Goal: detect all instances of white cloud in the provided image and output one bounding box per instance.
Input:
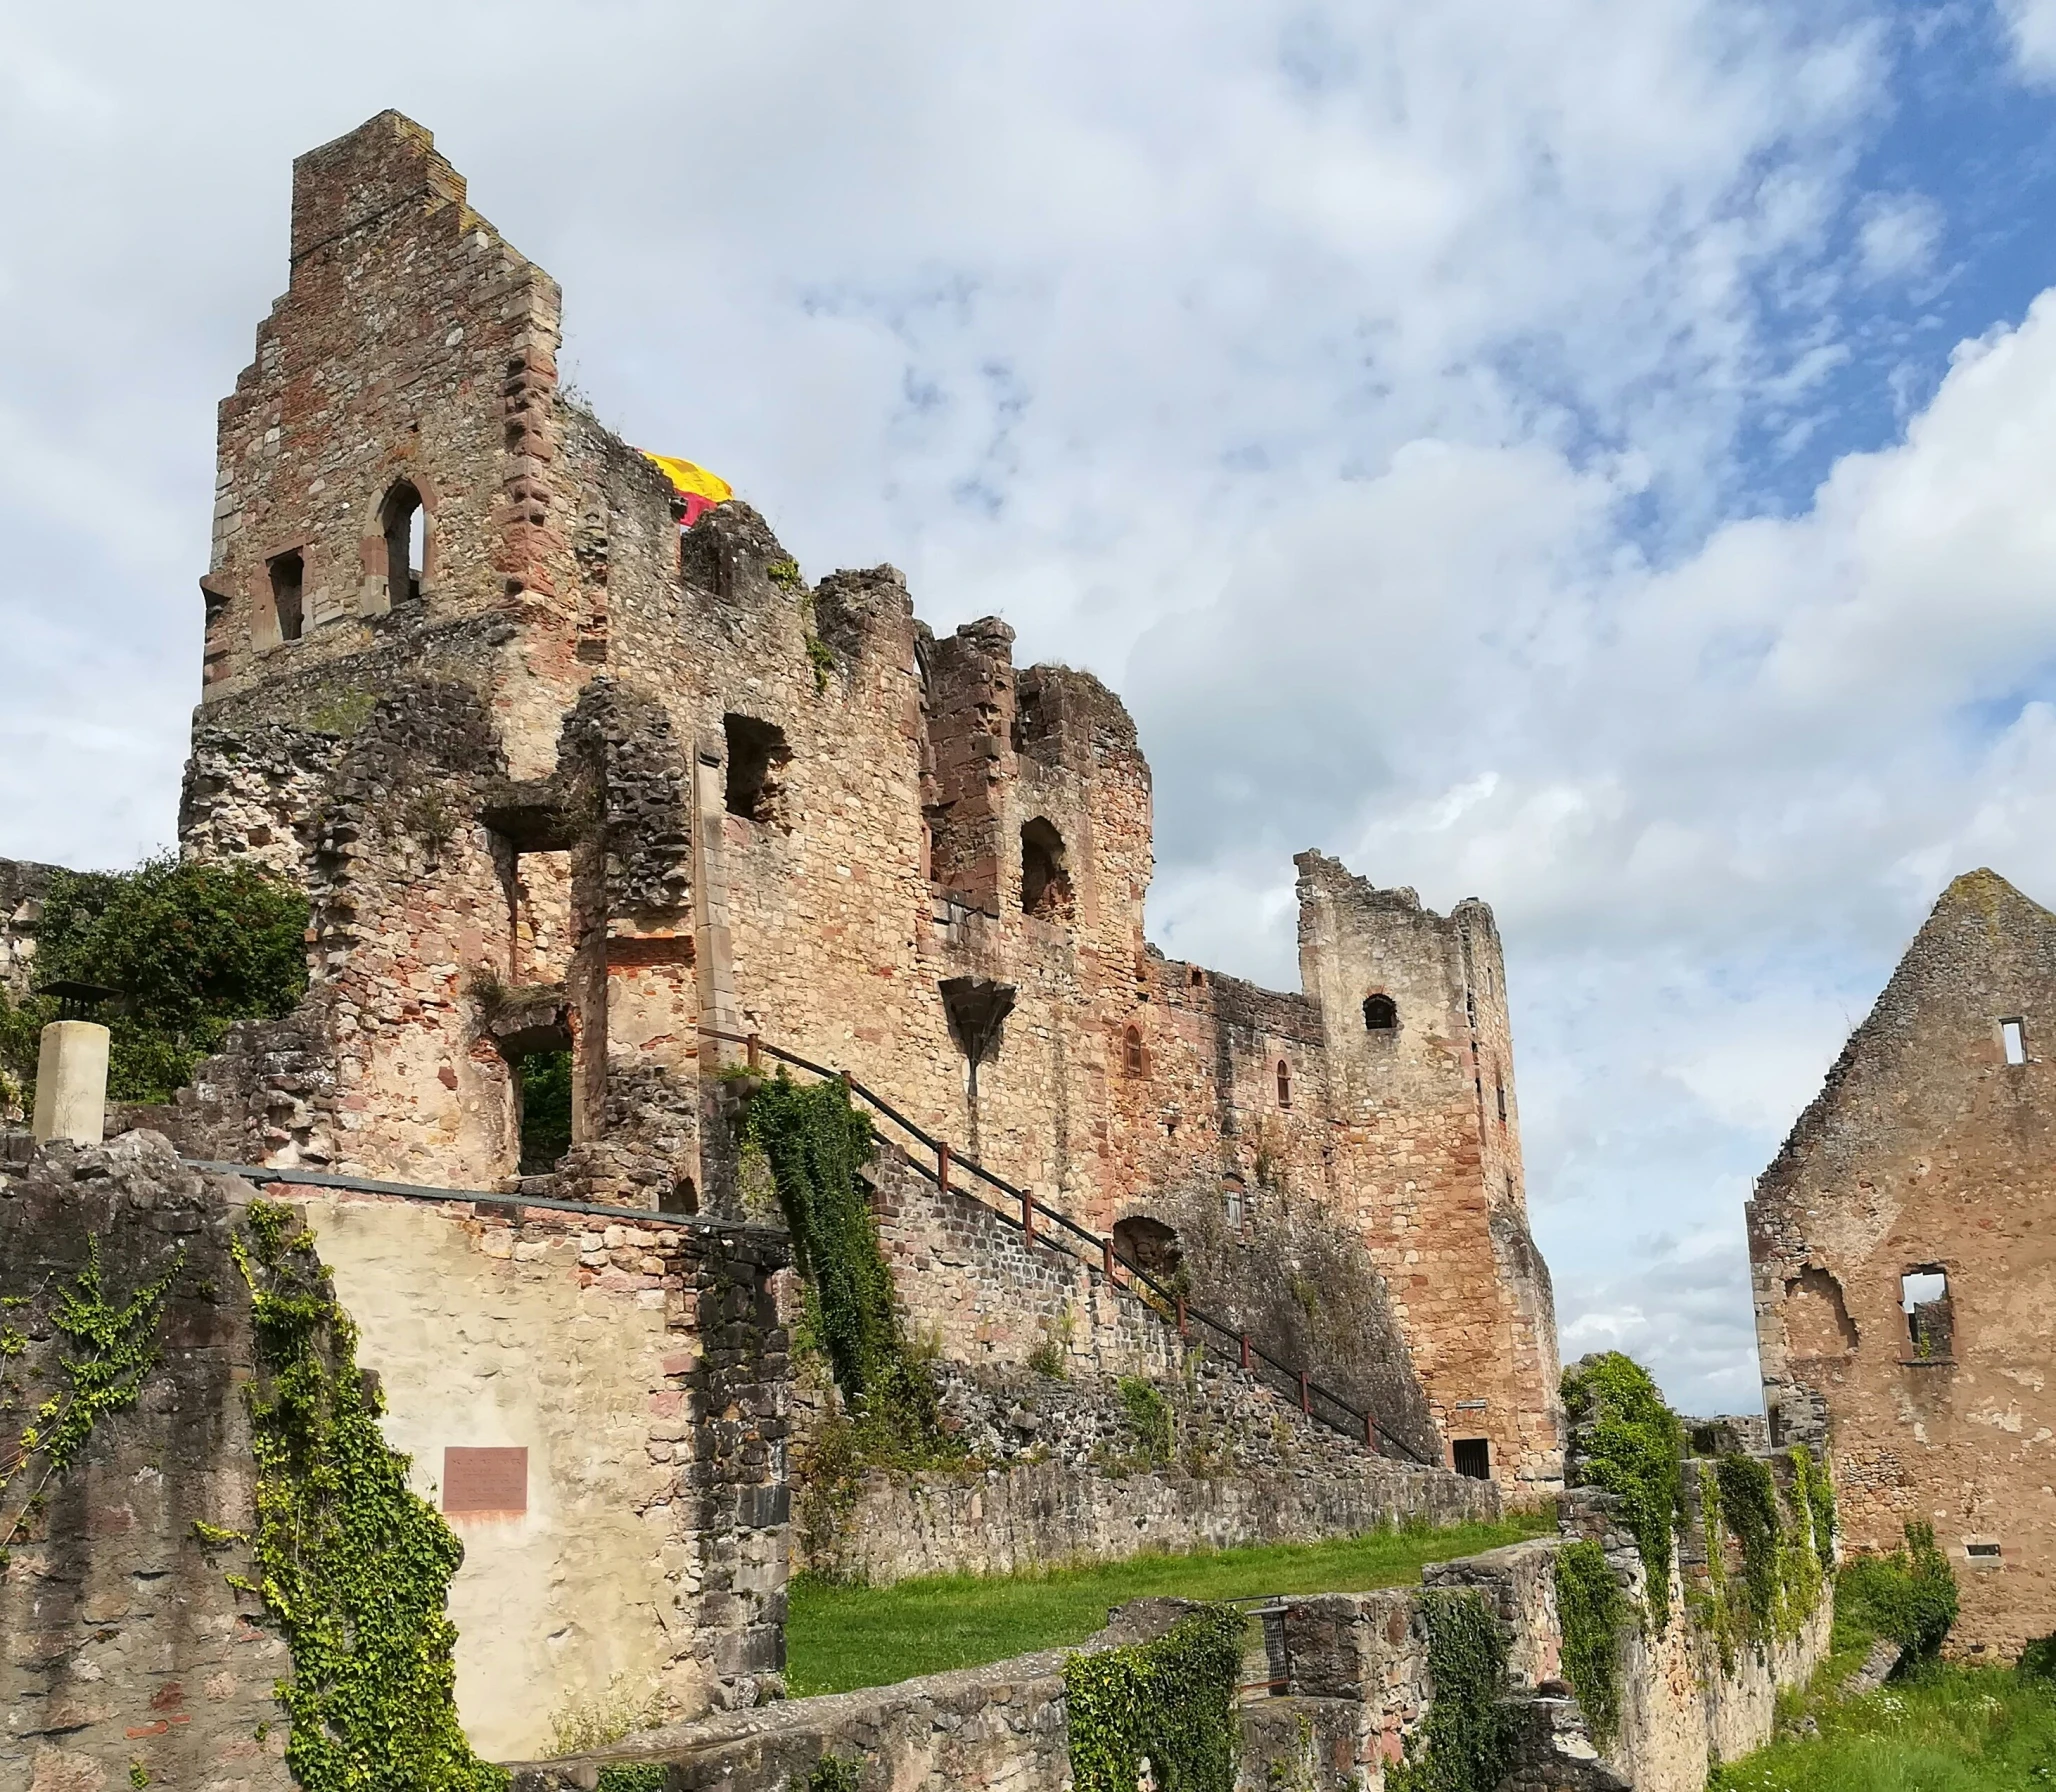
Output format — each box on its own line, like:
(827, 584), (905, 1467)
(1854, 191), (1943, 283)
(1999, 0), (2056, 80)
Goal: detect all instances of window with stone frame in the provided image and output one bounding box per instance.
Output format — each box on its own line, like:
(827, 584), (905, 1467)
(269, 549), (305, 643)
(381, 480), (427, 604)
(724, 714), (791, 825)
(1122, 1024), (1146, 1077)
(1020, 817), (1073, 919)
(1276, 1059), (1291, 1108)
(1363, 992), (1398, 1032)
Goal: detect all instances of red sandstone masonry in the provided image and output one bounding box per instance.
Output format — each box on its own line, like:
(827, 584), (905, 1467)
(168, 110), (1559, 1490)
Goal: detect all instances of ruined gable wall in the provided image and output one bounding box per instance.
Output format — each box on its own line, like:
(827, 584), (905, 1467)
(1748, 868), (2056, 1657)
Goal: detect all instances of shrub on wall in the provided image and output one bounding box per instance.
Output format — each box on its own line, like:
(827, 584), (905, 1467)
(1559, 1353), (1685, 1628)
(744, 1071), (937, 1443)
(1387, 1588), (1517, 1792)
(1837, 1521), (1960, 1665)
(1065, 1604), (1245, 1792)
(1, 856), (309, 1104)
(1554, 1539), (1628, 1744)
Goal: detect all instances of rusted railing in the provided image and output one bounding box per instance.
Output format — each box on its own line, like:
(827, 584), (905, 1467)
(703, 1025), (1433, 1467)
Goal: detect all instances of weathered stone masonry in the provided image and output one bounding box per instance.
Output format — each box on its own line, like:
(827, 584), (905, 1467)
(1748, 867), (2056, 1658)
(162, 109), (1561, 1491)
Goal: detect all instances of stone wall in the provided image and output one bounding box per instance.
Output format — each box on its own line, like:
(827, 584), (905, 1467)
(811, 1453), (1498, 1586)
(0, 1130), (793, 1779)
(0, 857), (59, 1002)
(264, 1180), (791, 1758)
(0, 1132), (294, 1792)
(1748, 867), (2056, 1658)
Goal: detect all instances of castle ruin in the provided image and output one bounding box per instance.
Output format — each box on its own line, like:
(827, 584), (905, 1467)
(1748, 868), (2056, 1658)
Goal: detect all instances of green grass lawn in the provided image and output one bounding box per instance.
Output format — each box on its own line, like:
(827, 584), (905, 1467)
(783, 1511), (1553, 1696)
(1709, 1666), (2056, 1791)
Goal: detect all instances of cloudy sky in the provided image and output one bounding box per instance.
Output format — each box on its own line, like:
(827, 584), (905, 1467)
(8, 0), (2056, 1413)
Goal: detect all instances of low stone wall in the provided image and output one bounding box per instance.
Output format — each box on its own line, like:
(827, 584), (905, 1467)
(815, 1450), (1498, 1585)
(506, 1600), (1195, 1792)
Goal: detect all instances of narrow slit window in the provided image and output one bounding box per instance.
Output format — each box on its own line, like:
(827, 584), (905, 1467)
(1123, 1024), (1145, 1077)
(269, 549), (305, 643)
(1223, 1179), (1245, 1228)
(2002, 1018), (2027, 1066)
(1276, 1059), (1291, 1108)
(1495, 1075), (1507, 1123)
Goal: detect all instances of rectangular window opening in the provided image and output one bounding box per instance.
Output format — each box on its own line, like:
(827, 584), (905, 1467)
(1452, 1437), (1491, 1480)
(2002, 1018), (2027, 1066)
(269, 549), (305, 643)
(1966, 1541), (2002, 1560)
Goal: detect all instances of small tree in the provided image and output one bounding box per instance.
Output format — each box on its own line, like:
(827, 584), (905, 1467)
(2, 856), (309, 1104)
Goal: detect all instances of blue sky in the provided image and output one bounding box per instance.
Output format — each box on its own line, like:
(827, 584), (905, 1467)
(7, 0), (2056, 1413)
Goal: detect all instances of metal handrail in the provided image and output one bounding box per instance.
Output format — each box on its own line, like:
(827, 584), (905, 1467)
(704, 1025), (1435, 1467)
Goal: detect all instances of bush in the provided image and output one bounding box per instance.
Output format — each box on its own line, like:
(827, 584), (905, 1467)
(1560, 1353), (1685, 1628)
(2018, 1632), (2056, 1683)
(2, 856), (308, 1104)
(1065, 1605), (1245, 1792)
(1837, 1521), (1959, 1664)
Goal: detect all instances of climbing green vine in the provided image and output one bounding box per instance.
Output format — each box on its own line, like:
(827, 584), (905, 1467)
(1065, 1604), (1245, 1792)
(0, 1239), (185, 1566)
(1554, 1539), (1628, 1745)
(745, 1072), (937, 1444)
(1387, 1589), (1516, 1792)
(229, 1200), (507, 1791)
(1560, 1354), (1685, 1628)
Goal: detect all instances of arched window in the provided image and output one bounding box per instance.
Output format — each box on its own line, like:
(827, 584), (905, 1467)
(1123, 1024), (1145, 1077)
(1363, 993), (1398, 1032)
(381, 481), (427, 604)
(1276, 1059), (1292, 1108)
(269, 549), (305, 643)
(1020, 817), (1073, 918)
(1112, 1215), (1182, 1279)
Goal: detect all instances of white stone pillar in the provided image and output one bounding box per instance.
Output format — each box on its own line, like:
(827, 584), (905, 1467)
(31, 1020), (110, 1147)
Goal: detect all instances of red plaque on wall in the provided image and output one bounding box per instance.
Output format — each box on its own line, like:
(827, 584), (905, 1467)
(443, 1446), (528, 1516)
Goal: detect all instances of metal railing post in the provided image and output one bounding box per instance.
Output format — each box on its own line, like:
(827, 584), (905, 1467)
(1240, 1331), (1251, 1371)
(746, 1031), (761, 1071)
(1021, 1190), (1035, 1242)
(1176, 1295), (1189, 1341)
(1299, 1370), (1311, 1416)
(937, 1140), (951, 1194)
(1103, 1237), (1117, 1281)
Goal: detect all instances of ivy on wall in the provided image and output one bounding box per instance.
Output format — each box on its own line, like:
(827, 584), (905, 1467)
(1387, 1589), (1516, 1792)
(745, 1073), (937, 1442)
(1065, 1604), (1245, 1792)
(0, 1238), (185, 1566)
(1560, 1354), (1685, 1629)
(1553, 1539), (1627, 1745)
(228, 1201), (507, 1792)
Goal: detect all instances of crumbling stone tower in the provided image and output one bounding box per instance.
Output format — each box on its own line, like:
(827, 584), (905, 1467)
(170, 112), (1560, 1487)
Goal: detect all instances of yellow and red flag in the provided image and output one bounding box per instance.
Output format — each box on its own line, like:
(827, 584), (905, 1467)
(642, 452), (733, 528)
